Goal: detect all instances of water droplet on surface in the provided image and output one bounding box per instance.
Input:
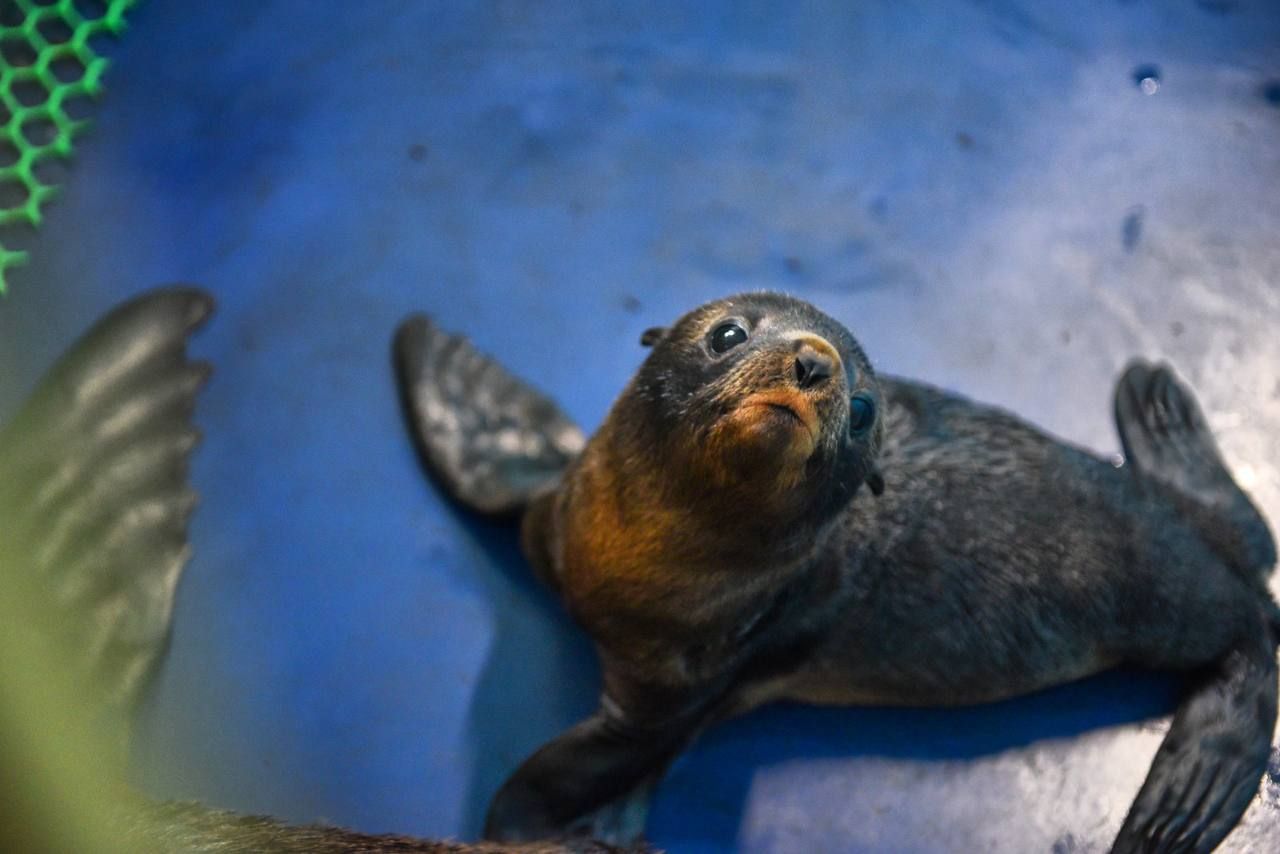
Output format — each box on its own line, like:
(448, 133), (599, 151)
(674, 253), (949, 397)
(1132, 64), (1161, 95)
(1110, 453), (1125, 468)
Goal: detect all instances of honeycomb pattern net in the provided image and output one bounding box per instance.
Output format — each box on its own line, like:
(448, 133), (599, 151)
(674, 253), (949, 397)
(1, 0), (137, 293)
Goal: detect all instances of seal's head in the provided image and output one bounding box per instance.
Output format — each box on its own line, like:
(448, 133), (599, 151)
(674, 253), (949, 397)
(624, 292), (883, 520)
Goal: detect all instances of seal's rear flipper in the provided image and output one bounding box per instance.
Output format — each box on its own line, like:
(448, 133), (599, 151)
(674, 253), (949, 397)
(1113, 360), (1276, 577)
(1110, 619), (1278, 854)
(0, 286), (213, 716)
(393, 314), (585, 517)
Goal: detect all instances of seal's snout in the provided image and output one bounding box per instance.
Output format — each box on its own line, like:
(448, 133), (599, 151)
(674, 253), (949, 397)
(791, 336), (841, 390)
(794, 345), (834, 389)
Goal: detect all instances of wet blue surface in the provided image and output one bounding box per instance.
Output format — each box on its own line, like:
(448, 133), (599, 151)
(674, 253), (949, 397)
(1, 1), (1279, 851)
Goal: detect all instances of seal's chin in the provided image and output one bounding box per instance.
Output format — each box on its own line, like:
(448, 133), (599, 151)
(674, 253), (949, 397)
(743, 390), (817, 434)
(728, 390), (819, 461)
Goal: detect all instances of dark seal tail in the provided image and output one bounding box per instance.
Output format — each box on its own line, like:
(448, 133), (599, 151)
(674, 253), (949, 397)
(0, 286), (213, 716)
(1113, 360), (1277, 579)
(1110, 615), (1278, 854)
(393, 314), (585, 516)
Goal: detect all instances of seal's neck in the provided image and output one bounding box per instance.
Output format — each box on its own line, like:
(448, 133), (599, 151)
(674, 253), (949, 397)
(594, 414), (853, 571)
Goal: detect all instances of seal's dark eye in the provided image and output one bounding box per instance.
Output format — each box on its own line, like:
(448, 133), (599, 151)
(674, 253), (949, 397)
(710, 321), (748, 353)
(850, 395), (875, 434)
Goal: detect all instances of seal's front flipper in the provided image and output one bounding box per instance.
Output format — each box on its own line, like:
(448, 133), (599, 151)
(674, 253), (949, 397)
(393, 315), (585, 517)
(484, 700), (706, 844)
(1110, 619), (1278, 854)
(0, 286), (213, 716)
(570, 773), (661, 845)
(1113, 360), (1276, 577)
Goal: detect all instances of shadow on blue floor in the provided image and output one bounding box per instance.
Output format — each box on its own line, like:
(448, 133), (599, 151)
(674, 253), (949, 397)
(440, 507), (600, 836)
(652, 670), (1182, 851)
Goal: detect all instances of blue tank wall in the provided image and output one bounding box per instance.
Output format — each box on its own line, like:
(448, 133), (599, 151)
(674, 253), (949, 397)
(1, 2), (1277, 851)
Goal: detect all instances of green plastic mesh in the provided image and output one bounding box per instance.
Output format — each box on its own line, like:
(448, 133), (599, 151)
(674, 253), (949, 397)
(1, 0), (137, 294)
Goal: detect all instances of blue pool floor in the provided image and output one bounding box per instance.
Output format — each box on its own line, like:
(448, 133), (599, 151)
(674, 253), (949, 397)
(1, 2), (1278, 851)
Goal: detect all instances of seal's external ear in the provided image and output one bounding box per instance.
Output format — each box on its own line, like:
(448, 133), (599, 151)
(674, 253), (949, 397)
(639, 327), (667, 348)
(866, 467), (885, 497)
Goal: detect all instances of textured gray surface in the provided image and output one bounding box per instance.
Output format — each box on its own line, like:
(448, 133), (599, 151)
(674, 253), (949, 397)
(0, 1), (1278, 851)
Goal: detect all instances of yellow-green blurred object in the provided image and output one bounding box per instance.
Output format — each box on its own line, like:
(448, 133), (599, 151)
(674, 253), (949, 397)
(0, 553), (134, 854)
(0, 0), (138, 294)
(0, 286), (212, 852)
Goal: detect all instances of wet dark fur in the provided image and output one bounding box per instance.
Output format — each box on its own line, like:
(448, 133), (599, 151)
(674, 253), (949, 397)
(404, 293), (1279, 852)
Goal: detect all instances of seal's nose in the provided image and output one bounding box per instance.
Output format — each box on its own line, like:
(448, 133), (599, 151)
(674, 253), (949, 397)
(794, 343), (836, 389)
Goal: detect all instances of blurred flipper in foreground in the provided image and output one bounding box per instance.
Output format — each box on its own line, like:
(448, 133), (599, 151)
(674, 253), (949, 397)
(0, 287), (636, 854)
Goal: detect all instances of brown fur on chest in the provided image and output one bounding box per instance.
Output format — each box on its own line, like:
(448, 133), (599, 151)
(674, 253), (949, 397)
(558, 447), (709, 623)
(556, 450), (780, 628)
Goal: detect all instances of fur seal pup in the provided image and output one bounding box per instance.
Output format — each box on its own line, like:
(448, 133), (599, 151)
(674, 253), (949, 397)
(395, 292), (1279, 853)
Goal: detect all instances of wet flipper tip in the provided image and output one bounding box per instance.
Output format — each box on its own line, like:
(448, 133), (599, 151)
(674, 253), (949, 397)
(1110, 623), (1277, 854)
(1112, 359), (1276, 577)
(393, 311), (585, 517)
(1114, 361), (1209, 472)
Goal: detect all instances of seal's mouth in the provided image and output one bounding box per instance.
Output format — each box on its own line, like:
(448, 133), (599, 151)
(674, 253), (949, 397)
(740, 391), (819, 443)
